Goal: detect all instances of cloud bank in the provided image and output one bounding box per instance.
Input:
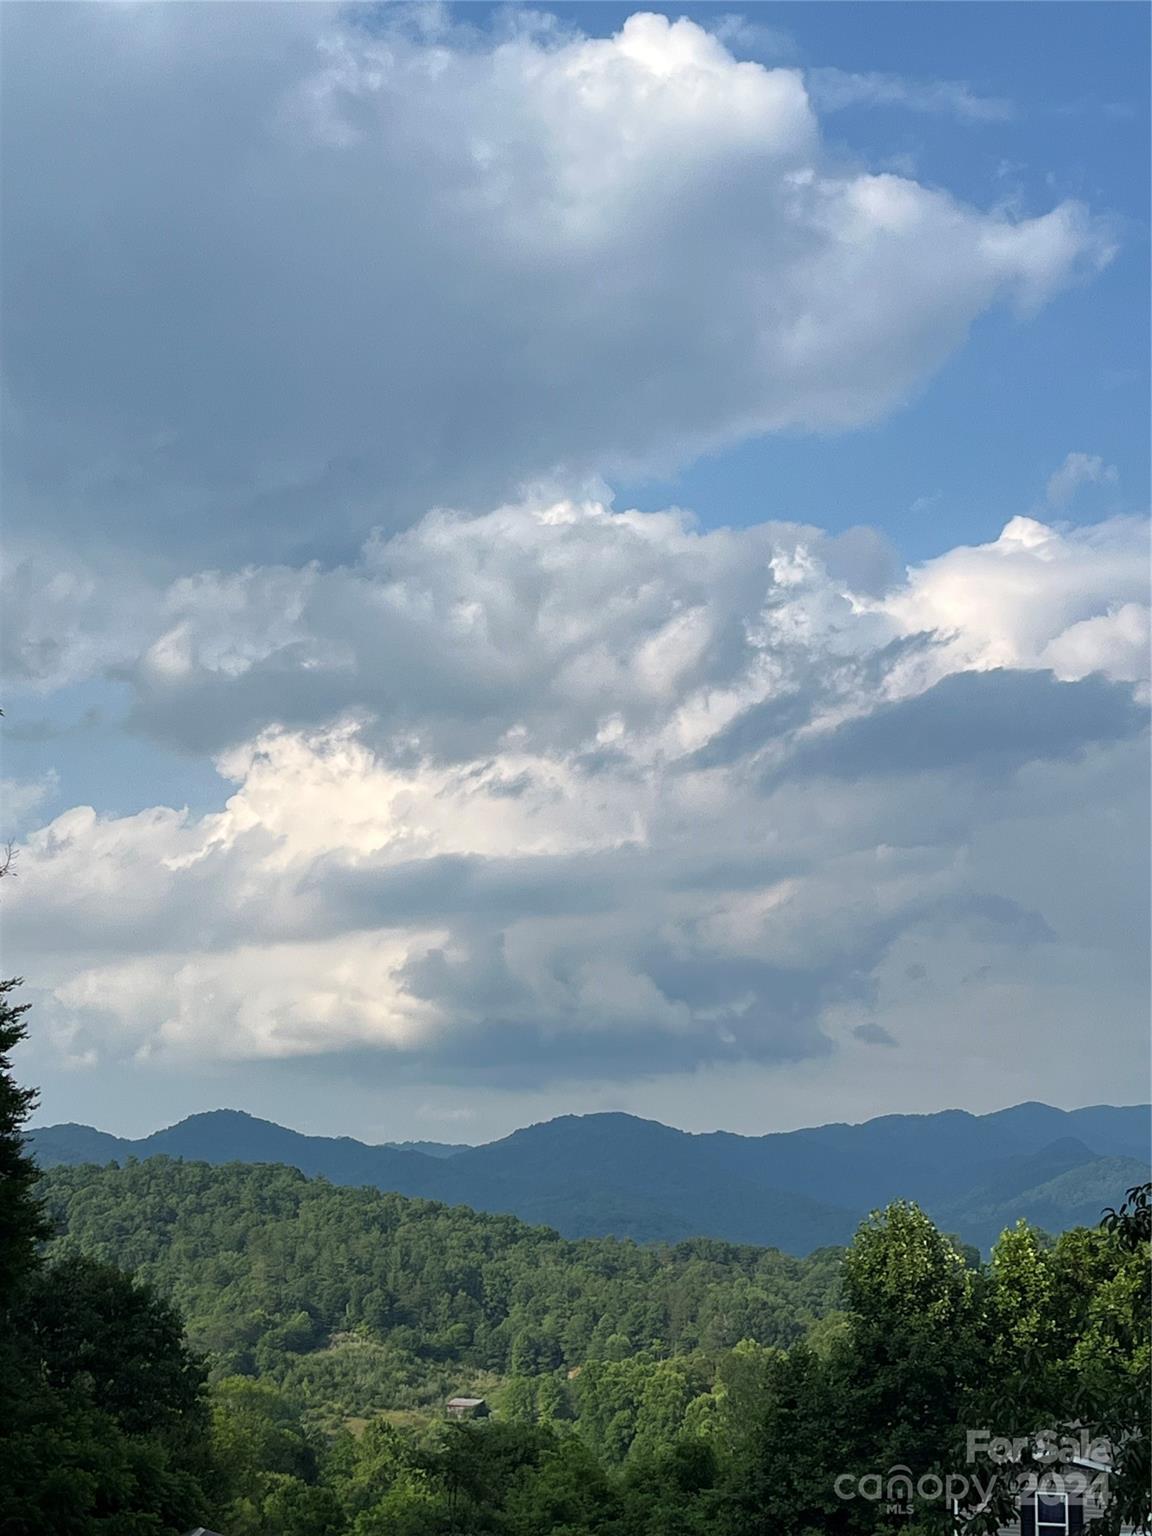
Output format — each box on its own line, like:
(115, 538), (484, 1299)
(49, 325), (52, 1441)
(2, 6), (1112, 561)
(1, 7), (1144, 1111)
(8, 501), (1147, 1082)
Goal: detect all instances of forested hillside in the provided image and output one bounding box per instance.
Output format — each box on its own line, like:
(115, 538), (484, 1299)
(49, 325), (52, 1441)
(8, 991), (1150, 1536)
(40, 1158), (841, 1427)
(27, 1156), (1152, 1536)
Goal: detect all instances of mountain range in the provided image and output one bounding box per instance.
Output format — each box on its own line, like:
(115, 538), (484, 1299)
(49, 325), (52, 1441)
(29, 1101), (1150, 1255)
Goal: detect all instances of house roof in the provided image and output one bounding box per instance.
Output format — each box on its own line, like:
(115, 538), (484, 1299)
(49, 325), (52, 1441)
(447, 1396), (486, 1406)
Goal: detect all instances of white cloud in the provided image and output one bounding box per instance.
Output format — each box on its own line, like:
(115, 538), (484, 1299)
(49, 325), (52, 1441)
(0, 543), (166, 690)
(881, 513), (1150, 689)
(6, 498), (1146, 1081)
(15, 499), (1144, 752)
(1, 769), (58, 829)
(1046, 451), (1119, 507)
(54, 934), (447, 1064)
(2, 7), (1112, 561)
(808, 67), (1014, 123)
(1042, 603), (1150, 685)
(3, 8), (1142, 1121)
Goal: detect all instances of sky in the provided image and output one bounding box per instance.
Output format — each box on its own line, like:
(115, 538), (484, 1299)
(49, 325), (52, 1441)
(1, 1), (1149, 1144)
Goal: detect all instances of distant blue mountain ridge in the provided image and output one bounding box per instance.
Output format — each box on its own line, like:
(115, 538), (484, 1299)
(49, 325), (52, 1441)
(28, 1101), (1150, 1255)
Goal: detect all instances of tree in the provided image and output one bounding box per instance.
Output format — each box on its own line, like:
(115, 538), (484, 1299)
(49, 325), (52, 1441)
(715, 1341), (849, 1536)
(503, 1433), (620, 1536)
(967, 1216), (1151, 1536)
(718, 1205), (989, 1536)
(0, 978), (48, 1308)
(434, 1420), (554, 1531)
(212, 1376), (320, 1532)
(622, 1436), (721, 1536)
(325, 1416), (418, 1524)
(1064, 1207), (1150, 1535)
(2, 1393), (211, 1536)
(0, 985), (219, 1535)
(838, 1203), (983, 1527)
(3, 1258), (217, 1534)
(1103, 1182), (1152, 1251)
(500, 1377), (538, 1424)
(28, 1254), (210, 1439)
(254, 1475), (342, 1536)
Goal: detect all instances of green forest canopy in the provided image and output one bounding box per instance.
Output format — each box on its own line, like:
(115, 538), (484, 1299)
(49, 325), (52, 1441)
(39, 1157), (842, 1425)
(24, 1154), (1152, 1536)
(3, 964), (1148, 1536)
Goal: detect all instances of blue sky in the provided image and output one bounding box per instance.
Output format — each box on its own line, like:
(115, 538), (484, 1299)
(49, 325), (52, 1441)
(1, 2), (1148, 1141)
(616, 2), (1151, 556)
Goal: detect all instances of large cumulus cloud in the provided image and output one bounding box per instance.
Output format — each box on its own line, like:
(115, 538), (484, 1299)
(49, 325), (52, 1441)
(1, 5), (1111, 561)
(6, 500), (1147, 1081)
(1, 4), (1144, 1105)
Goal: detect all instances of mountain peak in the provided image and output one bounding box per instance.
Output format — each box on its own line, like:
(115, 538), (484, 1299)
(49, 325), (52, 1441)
(168, 1108), (261, 1127)
(26, 1102), (1150, 1256)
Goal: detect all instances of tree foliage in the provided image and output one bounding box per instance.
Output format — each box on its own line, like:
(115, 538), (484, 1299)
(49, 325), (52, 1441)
(5, 1004), (1148, 1536)
(23, 1154), (1149, 1536)
(0, 978), (48, 1306)
(0, 984), (218, 1535)
(38, 1157), (841, 1426)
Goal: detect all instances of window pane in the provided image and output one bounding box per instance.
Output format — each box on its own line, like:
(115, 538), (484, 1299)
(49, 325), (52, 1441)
(1038, 1492), (1075, 1529)
(1036, 1492), (1068, 1534)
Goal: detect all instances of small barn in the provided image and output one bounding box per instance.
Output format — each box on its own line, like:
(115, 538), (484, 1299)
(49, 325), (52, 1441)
(445, 1396), (489, 1420)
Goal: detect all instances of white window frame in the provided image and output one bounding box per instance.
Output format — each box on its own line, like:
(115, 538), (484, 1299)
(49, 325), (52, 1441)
(1034, 1489), (1070, 1536)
